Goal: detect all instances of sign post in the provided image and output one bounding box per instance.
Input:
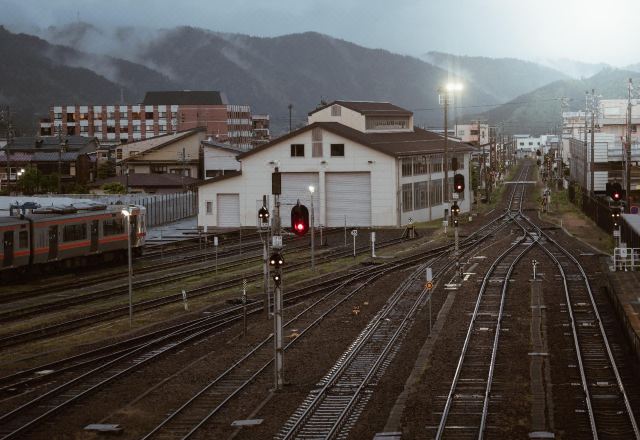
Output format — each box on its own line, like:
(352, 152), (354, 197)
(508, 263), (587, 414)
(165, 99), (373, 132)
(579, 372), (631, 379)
(351, 229), (358, 258)
(214, 236), (219, 275)
(425, 267), (434, 332)
(371, 231), (376, 258)
(242, 279), (247, 336)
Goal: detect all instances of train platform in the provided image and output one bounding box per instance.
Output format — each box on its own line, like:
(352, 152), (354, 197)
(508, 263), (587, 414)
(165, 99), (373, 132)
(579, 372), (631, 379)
(146, 216), (198, 243)
(604, 267), (640, 364)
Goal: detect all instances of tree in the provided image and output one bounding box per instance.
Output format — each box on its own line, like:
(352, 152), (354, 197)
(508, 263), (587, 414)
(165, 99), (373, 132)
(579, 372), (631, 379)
(102, 182), (126, 194)
(97, 161), (116, 179)
(16, 168), (59, 195)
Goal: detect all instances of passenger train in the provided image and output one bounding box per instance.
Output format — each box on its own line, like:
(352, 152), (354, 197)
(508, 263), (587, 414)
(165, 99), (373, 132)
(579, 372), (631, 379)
(0, 203), (146, 278)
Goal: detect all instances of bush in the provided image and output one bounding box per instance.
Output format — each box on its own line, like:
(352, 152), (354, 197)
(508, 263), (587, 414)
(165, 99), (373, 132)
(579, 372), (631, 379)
(102, 182), (127, 194)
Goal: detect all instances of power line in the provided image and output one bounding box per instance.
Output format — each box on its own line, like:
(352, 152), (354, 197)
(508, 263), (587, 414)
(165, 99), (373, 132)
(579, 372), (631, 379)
(411, 97), (571, 113)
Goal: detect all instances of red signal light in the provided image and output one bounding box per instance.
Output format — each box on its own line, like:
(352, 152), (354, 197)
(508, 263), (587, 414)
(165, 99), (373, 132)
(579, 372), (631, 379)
(291, 203), (310, 236)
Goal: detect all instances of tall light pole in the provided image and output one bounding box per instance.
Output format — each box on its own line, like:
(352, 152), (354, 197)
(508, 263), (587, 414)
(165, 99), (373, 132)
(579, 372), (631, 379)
(438, 82), (464, 204)
(309, 185), (315, 271)
(121, 207), (134, 327)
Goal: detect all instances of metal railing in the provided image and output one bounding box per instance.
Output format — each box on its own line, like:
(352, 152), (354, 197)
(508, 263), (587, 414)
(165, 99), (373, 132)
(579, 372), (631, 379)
(613, 247), (640, 271)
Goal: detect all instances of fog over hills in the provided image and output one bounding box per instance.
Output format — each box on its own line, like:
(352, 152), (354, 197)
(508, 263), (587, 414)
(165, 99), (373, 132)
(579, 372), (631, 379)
(0, 22), (635, 136)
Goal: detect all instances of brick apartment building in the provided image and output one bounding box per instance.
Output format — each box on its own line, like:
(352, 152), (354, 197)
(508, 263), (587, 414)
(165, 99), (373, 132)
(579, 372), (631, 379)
(39, 91), (269, 151)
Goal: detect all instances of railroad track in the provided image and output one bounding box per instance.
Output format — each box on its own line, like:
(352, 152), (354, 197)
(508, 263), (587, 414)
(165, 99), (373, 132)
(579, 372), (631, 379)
(432, 162), (639, 439)
(0, 235), (405, 348)
(518, 215), (640, 439)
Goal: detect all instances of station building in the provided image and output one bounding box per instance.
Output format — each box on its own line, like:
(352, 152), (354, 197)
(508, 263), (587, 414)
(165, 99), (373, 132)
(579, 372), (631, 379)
(197, 101), (473, 228)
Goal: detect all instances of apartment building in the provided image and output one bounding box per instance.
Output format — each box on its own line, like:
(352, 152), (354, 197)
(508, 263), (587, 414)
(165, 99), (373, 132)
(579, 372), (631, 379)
(40, 91), (269, 151)
(454, 122), (490, 145)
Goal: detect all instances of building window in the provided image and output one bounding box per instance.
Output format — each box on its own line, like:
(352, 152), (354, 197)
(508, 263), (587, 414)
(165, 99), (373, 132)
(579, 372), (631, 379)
(330, 144), (345, 157)
(129, 150), (138, 157)
(520, 142), (524, 146)
(414, 181), (428, 210)
(145, 111), (154, 119)
(429, 179), (443, 206)
(67, 126), (76, 135)
(107, 126), (116, 133)
(206, 201), (213, 215)
(103, 218), (124, 236)
(413, 156), (428, 175)
(366, 117), (408, 130)
(54, 113), (62, 120)
(116, 149), (123, 160)
(107, 112), (115, 119)
(401, 157), (412, 177)
(41, 127), (52, 136)
(312, 127), (323, 157)
(80, 126), (88, 133)
(291, 144), (305, 157)
(158, 111), (166, 118)
(150, 165), (167, 174)
(331, 105), (341, 116)
(63, 223), (87, 241)
(133, 126), (141, 132)
(529, 142), (533, 145)
(19, 231), (28, 248)
(131, 112), (140, 120)
(402, 183), (413, 212)
(430, 155), (443, 173)
(159, 124), (167, 132)
(67, 113), (76, 122)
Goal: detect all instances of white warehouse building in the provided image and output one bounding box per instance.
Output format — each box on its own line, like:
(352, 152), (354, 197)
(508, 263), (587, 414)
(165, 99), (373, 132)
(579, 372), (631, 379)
(197, 101), (473, 228)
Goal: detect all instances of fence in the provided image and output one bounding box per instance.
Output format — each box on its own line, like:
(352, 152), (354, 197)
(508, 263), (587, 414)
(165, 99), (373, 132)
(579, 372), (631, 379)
(3, 191), (198, 228)
(567, 182), (617, 233)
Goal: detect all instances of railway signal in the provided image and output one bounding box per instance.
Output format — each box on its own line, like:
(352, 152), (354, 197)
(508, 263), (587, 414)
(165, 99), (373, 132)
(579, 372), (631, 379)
(272, 272), (282, 286)
(453, 174), (465, 193)
(291, 202), (310, 236)
(611, 207), (621, 228)
(451, 201), (460, 216)
(258, 205), (270, 221)
(608, 182), (623, 202)
(269, 252), (284, 268)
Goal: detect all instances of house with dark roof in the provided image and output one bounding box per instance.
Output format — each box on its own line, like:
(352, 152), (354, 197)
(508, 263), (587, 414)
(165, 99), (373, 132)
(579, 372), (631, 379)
(198, 101), (473, 228)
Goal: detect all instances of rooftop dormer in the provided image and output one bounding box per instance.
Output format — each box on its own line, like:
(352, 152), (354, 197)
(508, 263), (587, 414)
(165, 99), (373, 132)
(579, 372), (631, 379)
(308, 101), (414, 133)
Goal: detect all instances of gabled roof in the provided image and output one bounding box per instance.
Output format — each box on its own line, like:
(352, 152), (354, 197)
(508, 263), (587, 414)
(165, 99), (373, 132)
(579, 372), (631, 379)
(6, 135), (98, 152)
(309, 100), (413, 117)
(237, 122), (473, 160)
(120, 128), (205, 163)
(201, 139), (245, 154)
(143, 91), (226, 106)
(197, 171), (242, 186)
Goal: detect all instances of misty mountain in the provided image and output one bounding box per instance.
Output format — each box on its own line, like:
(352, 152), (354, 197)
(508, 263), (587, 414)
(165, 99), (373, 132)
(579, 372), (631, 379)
(625, 63), (640, 74)
(477, 68), (640, 134)
(0, 26), (130, 134)
(535, 58), (610, 79)
(135, 27), (497, 131)
(1, 24), (501, 134)
(422, 51), (569, 103)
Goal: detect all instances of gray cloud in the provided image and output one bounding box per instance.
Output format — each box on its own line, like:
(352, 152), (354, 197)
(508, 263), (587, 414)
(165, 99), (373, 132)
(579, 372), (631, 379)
(1, 0), (639, 66)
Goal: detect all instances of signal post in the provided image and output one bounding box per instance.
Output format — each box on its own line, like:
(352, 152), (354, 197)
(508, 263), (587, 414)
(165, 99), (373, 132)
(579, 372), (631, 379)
(270, 169), (285, 390)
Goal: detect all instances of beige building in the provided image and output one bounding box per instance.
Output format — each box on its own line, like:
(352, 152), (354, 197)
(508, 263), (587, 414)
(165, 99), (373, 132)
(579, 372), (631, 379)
(117, 128), (207, 178)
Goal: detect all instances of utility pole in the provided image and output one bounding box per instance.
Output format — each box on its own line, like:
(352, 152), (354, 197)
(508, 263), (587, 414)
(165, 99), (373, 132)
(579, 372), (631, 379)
(271, 168), (284, 390)
(1, 106), (13, 193)
(288, 104), (293, 133)
(626, 78), (633, 212)
(590, 89), (597, 196)
(443, 94), (450, 203)
(584, 91), (589, 192)
(57, 123), (67, 194)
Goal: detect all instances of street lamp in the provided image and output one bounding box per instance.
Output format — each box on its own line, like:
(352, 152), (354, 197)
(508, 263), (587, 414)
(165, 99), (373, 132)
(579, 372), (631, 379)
(438, 82), (464, 206)
(121, 207), (134, 327)
(309, 185), (315, 271)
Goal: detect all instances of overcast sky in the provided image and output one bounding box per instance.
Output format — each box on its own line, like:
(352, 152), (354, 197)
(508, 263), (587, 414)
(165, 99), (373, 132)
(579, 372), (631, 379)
(2, 0), (639, 66)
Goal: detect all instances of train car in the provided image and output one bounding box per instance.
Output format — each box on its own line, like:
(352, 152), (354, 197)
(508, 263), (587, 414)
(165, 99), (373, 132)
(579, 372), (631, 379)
(0, 216), (31, 273)
(0, 203), (146, 278)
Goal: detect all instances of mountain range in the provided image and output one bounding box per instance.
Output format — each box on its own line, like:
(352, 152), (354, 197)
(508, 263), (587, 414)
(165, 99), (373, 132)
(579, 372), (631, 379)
(0, 23), (638, 136)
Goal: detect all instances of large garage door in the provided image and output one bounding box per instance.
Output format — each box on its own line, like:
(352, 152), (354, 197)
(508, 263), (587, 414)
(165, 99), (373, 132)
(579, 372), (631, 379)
(217, 193), (240, 227)
(281, 173), (319, 227)
(326, 172), (371, 227)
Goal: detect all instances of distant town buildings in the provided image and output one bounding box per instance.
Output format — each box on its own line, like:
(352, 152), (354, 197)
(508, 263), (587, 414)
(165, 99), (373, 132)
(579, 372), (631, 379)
(39, 91), (270, 151)
(454, 122), (490, 145)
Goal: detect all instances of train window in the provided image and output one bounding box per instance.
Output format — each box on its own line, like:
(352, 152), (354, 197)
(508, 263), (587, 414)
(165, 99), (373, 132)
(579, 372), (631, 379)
(19, 231), (28, 248)
(63, 223), (88, 242)
(103, 218), (125, 236)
